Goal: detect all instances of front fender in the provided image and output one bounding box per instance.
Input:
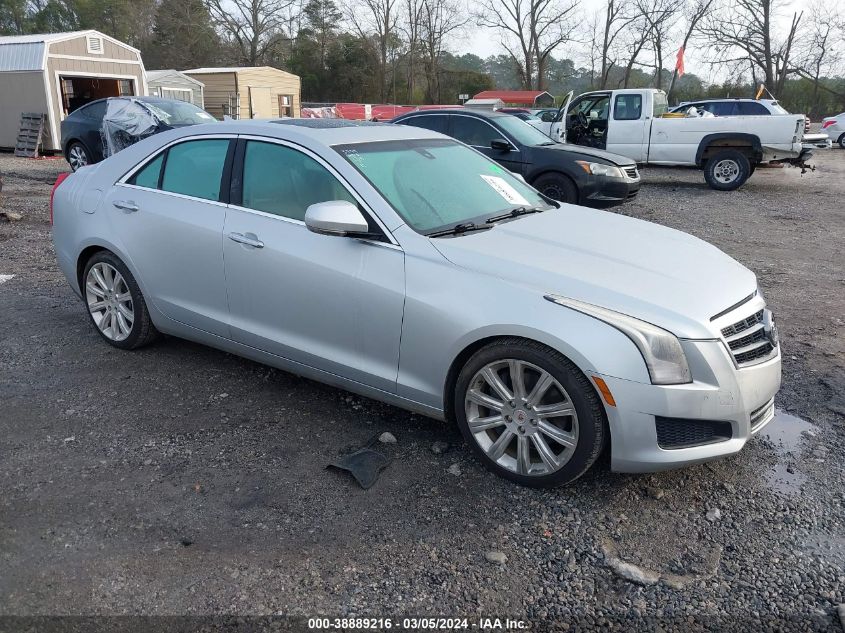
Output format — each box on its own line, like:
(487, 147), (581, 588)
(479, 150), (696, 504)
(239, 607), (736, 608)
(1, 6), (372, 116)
(394, 235), (650, 411)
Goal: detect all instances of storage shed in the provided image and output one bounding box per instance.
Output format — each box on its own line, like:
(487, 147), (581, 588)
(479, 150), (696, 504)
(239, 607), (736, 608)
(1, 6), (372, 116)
(473, 90), (555, 108)
(183, 67), (301, 120)
(146, 70), (204, 107)
(0, 30), (146, 152)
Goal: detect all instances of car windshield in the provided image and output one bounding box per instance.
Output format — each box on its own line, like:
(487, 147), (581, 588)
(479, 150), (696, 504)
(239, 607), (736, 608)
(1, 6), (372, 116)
(143, 100), (216, 125)
(494, 116), (556, 146)
(335, 138), (552, 234)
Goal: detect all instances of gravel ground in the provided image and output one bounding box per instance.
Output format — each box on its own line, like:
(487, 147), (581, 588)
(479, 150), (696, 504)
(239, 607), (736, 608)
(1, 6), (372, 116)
(0, 148), (843, 632)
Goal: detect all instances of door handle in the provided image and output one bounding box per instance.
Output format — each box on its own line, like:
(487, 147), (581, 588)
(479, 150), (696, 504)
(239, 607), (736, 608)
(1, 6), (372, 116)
(113, 200), (139, 212)
(228, 232), (264, 248)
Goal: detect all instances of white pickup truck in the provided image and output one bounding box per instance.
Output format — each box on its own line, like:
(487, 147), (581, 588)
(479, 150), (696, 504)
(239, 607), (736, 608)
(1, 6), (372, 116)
(530, 88), (817, 191)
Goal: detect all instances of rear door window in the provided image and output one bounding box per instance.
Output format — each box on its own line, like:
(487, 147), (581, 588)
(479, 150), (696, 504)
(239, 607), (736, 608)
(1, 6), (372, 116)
(450, 116), (500, 147)
(160, 139), (231, 201)
(614, 94), (642, 120)
(738, 102), (769, 115)
(400, 115), (449, 134)
(128, 153), (164, 189)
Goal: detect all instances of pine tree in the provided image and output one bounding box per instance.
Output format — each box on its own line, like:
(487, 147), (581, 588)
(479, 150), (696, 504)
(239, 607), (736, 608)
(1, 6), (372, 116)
(142, 0), (220, 70)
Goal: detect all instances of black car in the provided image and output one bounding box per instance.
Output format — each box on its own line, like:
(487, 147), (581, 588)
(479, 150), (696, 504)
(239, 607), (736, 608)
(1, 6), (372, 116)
(391, 109), (639, 207)
(60, 96), (216, 171)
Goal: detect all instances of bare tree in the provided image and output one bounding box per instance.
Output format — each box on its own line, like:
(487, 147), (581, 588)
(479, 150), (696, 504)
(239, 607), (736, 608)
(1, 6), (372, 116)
(419, 0), (467, 102)
(633, 0), (680, 89)
(205, 0), (294, 65)
(619, 13), (650, 87)
(477, 0), (579, 90)
(346, 0), (401, 101)
(400, 0), (425, 101)
(700, 0), (802, 97)
(665, 0), (713, 99)
(794, 1), (843, 115)
(595, 0), (638, 88)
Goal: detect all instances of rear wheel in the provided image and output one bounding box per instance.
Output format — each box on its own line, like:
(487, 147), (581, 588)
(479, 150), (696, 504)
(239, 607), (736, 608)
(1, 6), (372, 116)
(703, 150), (751, 191)
(454, 339), (606, 487)
(67, 142), (90, 172)
(532, 172), (579, 204)
(83, 251), (158, 350)
(839, 133), (845, 149)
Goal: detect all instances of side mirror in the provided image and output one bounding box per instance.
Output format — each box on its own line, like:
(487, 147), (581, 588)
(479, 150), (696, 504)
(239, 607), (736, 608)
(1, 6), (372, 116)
(490, 138), (512, 151)
(304, 200), (369, 237)
(589, 110), (599, 120)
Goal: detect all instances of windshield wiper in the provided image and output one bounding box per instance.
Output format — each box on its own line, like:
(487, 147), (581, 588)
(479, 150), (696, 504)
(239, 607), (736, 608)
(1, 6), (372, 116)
(485, 206), (548, 225)
(426, 222), (492, 238)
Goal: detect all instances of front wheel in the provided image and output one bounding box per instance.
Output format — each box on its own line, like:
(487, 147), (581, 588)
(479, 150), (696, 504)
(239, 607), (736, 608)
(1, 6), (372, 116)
(532, 172), (579, 204)
(454, 339), (607, 487)
(83, 251), (158, 349)
(703, 150), (751, 191)
(839, 134), (845, 150)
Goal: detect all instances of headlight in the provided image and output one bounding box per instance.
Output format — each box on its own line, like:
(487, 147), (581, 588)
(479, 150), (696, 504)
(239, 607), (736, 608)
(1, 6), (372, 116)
(545, 295), (692, 385)
(575, 161), (623, 178)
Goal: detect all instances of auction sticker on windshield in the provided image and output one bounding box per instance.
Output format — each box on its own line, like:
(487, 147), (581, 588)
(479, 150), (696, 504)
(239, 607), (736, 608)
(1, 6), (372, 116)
(480, 174), (531, 205)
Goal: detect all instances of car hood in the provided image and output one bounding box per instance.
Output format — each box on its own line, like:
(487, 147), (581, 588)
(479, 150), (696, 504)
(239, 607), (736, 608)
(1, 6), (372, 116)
(430, 206), (756, 339)
(537, 143), (636, 167)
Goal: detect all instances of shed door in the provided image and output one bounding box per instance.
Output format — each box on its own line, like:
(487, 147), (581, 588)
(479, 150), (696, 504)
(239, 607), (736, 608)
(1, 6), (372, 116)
(248, 86), (272, 118)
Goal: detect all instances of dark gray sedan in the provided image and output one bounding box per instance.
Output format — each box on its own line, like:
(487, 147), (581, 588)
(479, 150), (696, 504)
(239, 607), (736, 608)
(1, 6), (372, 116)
(392, 109), (640, 207)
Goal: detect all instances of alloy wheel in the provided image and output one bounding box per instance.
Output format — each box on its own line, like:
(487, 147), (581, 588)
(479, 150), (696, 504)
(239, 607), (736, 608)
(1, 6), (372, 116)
(85, 262), (134, 341)
(713, 159), (740, 184)
(464, 359), (579, 476)
(68, 145), (88, 171)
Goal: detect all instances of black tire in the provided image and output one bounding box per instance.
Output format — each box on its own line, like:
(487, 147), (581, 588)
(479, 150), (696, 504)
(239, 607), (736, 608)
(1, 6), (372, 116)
(454, 338), (607, 488)
(749, 162), (757, 176)
(66, 141), (91, 172)
(82, 251), (158, 350)
(839, 134), (845, 150)
(703, 149), (751, 191)
(532, 172), (579, 204)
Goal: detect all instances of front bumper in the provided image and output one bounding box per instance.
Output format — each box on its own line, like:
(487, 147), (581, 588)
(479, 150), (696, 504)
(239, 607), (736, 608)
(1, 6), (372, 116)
(584, 172), (640, 208)
(598, 339), (781, 473)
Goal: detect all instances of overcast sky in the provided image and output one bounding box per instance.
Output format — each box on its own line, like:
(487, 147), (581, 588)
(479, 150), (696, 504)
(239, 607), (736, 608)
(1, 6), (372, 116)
(461, 0), (812, 84)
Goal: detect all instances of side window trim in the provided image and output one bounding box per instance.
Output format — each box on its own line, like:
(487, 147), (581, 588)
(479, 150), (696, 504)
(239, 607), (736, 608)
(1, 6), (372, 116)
(230, 135), (398, 246)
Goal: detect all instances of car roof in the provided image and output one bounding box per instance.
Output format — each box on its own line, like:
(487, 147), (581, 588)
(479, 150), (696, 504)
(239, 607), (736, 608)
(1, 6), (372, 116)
(679, 98), (773, 104)
(72, 95), (199, 110)
(152, 118), (446, 147)
(395, 109), (509, 120)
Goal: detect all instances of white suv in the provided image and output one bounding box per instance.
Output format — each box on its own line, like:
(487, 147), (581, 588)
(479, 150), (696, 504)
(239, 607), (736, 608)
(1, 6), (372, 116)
(670, 99), (811, 134)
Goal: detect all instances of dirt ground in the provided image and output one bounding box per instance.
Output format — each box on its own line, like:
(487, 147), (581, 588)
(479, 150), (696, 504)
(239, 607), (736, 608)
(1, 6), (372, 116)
(0, 147), (843, 632)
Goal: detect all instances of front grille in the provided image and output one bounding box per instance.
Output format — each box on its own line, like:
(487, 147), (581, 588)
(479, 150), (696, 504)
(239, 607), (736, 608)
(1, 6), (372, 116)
(721, 310), (763, 338)
(624, 166), (639, 179)
(656, 417), (733, 449)
(750, 398), (775, 433)
(720, 309), (776, 367)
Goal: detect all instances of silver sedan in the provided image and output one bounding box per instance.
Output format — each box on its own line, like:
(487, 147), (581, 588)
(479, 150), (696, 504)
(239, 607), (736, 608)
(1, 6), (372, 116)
(51, 119), (781, 487)
(822, 113), (845, 148)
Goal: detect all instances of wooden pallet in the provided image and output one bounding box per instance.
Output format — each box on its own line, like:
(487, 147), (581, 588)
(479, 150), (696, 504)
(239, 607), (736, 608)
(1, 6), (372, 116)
(14, 113), (47, 158)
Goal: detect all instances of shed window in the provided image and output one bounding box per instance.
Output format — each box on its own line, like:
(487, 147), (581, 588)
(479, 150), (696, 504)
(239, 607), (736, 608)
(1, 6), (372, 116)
(86, 36), (104, 55)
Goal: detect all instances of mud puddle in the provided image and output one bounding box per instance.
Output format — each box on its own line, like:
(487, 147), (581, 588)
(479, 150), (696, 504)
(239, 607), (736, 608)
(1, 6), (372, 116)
(758, 409), (818, 495)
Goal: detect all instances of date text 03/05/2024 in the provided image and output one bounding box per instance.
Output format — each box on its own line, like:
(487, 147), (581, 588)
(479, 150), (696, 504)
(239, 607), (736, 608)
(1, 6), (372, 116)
(307, 617), (528, 630)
